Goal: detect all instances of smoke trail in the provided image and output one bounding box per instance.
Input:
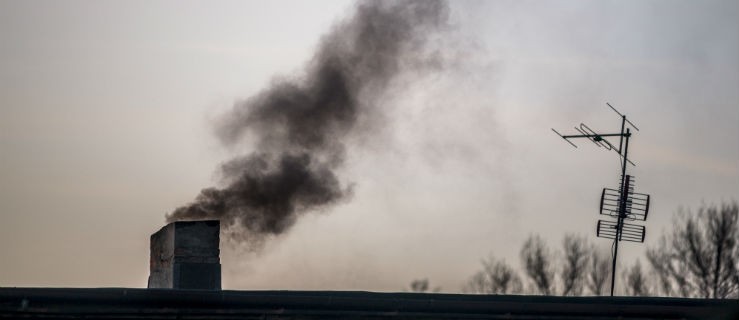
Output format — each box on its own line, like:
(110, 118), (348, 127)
(167, 0), (449, 248)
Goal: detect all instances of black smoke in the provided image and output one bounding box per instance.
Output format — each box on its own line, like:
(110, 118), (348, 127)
(167, 0), (449, 248)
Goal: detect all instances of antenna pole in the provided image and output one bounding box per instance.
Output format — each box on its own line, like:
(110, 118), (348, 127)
(610, 127), (631, 296)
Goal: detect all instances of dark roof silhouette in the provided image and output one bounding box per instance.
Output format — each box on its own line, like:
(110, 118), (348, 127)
(1, 287), (737, 319)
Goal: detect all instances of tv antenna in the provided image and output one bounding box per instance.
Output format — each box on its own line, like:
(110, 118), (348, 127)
(551, 103), (650, 297)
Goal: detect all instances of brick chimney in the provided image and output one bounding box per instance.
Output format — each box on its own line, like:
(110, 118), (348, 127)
(147, 220), (221, 290)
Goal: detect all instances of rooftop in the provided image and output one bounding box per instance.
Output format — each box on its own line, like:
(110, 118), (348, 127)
(1, 287), (736, 319)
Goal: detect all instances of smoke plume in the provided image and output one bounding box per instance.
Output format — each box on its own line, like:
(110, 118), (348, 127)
(167, 0), (449, 248)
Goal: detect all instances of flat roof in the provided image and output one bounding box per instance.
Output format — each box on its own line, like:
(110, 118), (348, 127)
(1, 287), (737, 319)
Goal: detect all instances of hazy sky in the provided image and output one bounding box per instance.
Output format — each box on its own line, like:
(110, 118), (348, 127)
(1, 0), (737, 293)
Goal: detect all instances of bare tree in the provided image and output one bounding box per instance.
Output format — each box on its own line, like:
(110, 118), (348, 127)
(561, 234), (588, 296)
(520, 235), (556, 295)
(646, 201), (739, 298)
(464, 256), (522, 294)
(707, 202), (739, 298)
(408, 278), (441, 293)
(409, 278), (430, 292)
(586, 247), (611, 295)
(464, 271), (490, 294)
(623, 259), (650, 296)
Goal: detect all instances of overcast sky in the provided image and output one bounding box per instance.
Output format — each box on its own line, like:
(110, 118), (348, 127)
(1, 0), (737, 293)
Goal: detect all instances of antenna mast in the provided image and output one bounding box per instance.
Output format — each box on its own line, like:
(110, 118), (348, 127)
(551, 103), (650, 297)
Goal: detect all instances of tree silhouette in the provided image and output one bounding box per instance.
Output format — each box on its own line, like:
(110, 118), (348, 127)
(459, 202), (736, 298)
(520, 235), (556, 295)
(646, 201), (738, 298)
(409, 278), (429, 292)
(408, 278), (441, 293)
(463, 256), (523, 294)
(623, 259), (650, 296)
(586, 246), (611, 296)
(561, 234), (588, 296)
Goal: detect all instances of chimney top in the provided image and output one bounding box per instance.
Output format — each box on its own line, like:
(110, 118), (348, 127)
(148, 220), (221, 290)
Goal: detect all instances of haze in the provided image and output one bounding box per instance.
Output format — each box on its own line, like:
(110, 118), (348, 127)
(1, 0), (737, 292)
